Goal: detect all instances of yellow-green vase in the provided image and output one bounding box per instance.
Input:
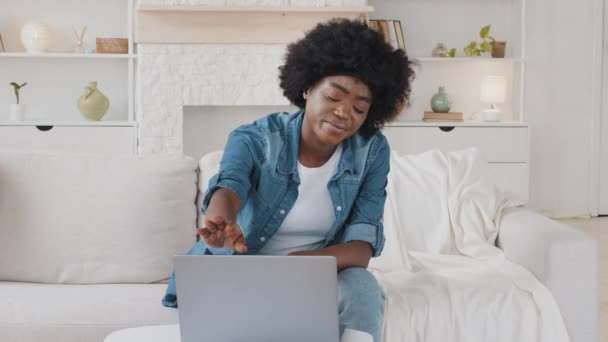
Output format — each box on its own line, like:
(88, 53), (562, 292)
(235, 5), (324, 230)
(78, 81), (109, 121)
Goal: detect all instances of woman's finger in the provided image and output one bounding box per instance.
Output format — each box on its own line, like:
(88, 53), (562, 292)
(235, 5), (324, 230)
(233, 235), (248, 254)
(197, 228), (210, 238)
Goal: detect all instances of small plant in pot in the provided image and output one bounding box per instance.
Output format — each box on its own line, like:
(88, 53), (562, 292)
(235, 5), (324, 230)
(9, 82), (27, 121)
(464, 25), (507, 58)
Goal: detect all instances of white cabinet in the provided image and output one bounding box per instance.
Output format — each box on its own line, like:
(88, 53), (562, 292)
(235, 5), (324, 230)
(0, 123), (136, 156)
(384, 123), (529, 201)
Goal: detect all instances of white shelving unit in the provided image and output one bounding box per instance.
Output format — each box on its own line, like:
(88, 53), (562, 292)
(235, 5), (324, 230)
(370, 0), (527, 125)
(0, 0), (135, 124)
(0, 0), (137, 155)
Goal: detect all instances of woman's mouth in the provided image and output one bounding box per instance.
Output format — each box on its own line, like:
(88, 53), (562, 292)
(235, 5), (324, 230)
(323, 120), (346, 134)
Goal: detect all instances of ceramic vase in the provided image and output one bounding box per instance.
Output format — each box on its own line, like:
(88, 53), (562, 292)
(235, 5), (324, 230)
(78, 81), (109, 121)
(430, 86), (451, 113)
(432, 43), (448, 57)
(9, 104), (26, 121)
(20, 22), (52, 53)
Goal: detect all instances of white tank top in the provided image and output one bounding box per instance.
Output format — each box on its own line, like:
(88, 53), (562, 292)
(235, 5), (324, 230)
(258, 144), (343, 255)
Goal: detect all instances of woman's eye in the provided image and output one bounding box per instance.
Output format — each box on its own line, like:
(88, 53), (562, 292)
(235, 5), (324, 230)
(326, 95), (339, 102)
(353, 107), (364, 114)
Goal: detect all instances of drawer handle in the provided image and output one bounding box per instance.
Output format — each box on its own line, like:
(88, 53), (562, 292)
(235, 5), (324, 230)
(36, 125), (54, 132)
(439, 126), (455, 132)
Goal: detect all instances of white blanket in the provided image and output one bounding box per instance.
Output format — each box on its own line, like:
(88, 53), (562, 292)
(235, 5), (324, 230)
(369, 148), (570, 342)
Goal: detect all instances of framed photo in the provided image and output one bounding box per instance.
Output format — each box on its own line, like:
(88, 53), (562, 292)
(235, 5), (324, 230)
(0, 33), (5, 52)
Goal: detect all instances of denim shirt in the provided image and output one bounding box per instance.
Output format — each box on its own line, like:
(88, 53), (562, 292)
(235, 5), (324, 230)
(162, 110), (389, 308)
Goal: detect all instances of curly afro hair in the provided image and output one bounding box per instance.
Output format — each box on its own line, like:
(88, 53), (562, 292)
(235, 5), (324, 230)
(279, 18), (415, 138)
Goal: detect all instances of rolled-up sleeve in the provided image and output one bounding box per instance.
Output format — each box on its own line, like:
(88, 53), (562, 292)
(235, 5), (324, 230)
(201, 125), (261, 214)
(338, 138), (389, 257)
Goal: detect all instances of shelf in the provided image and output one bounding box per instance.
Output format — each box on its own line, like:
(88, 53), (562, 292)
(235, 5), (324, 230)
(0, 53), (136, 59)
(414, 57), (523, 63)
(0, 121), (136, 127)
(137, 5), (374, 13)
(387, 121), (527, 127)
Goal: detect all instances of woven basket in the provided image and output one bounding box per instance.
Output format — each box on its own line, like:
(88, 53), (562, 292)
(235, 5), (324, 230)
(96, 38), (128, 54)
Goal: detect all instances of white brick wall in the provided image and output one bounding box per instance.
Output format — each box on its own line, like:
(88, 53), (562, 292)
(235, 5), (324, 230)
(136, 0), (367, 155)
(137, 44), (288, 154)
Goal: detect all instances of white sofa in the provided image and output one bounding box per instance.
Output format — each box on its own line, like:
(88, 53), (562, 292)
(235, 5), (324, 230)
(0, 151), (597, 342)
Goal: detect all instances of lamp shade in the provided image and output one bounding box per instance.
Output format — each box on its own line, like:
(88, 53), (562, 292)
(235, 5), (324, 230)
(480, 76), (507, 104)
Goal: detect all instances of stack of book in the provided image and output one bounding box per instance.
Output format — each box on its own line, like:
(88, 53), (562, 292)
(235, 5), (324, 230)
(368, 20), (405, 50)
(422, 111), (464, 122)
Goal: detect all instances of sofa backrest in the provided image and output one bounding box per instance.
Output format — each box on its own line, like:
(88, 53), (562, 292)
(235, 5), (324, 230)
(0, 152), (198, 284)
(198, 149), (523, 274)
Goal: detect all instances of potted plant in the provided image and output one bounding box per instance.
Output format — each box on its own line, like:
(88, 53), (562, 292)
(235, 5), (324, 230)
(463, 25), (506, 58)
(9, 82), (27, 121)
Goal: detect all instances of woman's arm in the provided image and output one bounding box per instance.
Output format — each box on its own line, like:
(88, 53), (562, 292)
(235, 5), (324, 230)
(198, 188), (248, 254)
(205, 188), (240, 223)
(288, 241), (373, 271)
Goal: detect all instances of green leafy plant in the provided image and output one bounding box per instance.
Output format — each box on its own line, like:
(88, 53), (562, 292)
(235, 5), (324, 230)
(464, 25), (495, 57)
(9, 82), (27, 104)
(436, 47), (457, 58)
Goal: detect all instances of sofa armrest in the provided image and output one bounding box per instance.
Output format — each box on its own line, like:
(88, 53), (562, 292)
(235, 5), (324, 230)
(496, 207), (598, 342)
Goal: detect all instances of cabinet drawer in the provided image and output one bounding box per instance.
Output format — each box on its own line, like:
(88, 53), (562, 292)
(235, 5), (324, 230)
(0, 126), (135, 156)
(383, 126), (528, 163)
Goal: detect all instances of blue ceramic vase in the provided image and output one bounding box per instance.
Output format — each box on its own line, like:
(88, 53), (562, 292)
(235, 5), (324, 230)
(430, 86), (451, 113)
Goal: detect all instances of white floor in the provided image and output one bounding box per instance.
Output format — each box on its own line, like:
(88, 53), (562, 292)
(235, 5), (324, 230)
(557, 217), (608, 342)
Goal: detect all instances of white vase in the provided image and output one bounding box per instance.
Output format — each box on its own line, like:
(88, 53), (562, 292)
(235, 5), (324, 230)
(20, 22), (52, 53)
(9, 104), (26, 121)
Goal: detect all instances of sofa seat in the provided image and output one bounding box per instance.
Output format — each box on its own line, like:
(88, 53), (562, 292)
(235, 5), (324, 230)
(0, 282), (177, 342)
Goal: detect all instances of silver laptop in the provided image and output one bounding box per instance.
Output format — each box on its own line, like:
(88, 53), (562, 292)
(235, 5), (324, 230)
(174, 255), (340, 342)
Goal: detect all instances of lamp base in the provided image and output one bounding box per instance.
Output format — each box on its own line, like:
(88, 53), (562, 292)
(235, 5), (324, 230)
(481, 109), (501, 122)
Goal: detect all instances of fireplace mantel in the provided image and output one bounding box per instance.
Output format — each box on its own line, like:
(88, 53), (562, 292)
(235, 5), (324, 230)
(136, 5), (372, 44)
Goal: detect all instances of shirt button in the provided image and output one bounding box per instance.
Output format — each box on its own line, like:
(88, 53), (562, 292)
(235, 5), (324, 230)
(336, 206), (342, 212)
(260, 236), (266, 242)
(279, 209), (286, 215)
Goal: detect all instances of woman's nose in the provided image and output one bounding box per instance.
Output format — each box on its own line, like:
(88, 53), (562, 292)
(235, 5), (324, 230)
(334, 104), (350, 118)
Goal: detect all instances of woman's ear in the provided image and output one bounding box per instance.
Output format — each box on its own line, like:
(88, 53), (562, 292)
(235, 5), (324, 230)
(302, 90), (309, 100)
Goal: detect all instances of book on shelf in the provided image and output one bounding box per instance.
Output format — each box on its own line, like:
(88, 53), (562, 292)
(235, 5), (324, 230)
(423, 111), (464, 121)
(393, 21), (405, 50)
(423, 118), (465, 122)
(368, 19), (405, 50)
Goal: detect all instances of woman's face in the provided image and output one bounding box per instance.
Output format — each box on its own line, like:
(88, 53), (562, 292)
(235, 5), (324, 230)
(303, 76), (372, 147)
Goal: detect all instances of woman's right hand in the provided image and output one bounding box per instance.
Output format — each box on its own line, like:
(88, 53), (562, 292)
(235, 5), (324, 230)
(197, 216), (248, 254)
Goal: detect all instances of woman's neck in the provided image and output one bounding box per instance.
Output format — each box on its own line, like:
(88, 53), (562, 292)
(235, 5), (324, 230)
(298, 133), (337, 168)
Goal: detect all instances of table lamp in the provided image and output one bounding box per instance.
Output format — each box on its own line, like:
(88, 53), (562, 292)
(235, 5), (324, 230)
(480, 76), (507, 122)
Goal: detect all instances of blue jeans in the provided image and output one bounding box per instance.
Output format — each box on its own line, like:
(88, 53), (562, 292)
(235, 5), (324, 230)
(163, 241), (385, 342)
(337, 267), (385, 342)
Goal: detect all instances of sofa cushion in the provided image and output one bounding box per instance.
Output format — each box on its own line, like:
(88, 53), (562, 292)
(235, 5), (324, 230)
(0, 282), (177, 342)
(196, 151), (223, 228)
(0, 152), (198, 284)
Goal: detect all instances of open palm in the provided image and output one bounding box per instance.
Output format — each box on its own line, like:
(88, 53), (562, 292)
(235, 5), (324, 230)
(197, 216), (248, 253)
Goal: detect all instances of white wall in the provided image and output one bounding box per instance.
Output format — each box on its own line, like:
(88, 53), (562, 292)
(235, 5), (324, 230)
(524, 0), (601, 218)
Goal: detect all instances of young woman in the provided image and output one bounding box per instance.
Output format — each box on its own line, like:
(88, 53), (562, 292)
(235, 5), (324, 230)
(163, 18), (414, 342)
